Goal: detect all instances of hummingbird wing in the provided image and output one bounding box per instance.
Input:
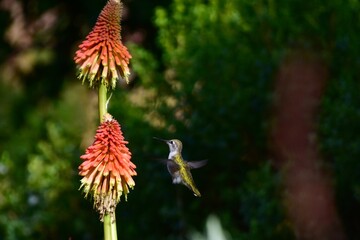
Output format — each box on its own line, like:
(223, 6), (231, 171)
(155, 158), (180, 173)
(154, 158), (182, 184)
(166, 160), (180, 174)
(166, 160), (183, 184)
(187, 160), (208, 169)
(155, 158), (171, 165)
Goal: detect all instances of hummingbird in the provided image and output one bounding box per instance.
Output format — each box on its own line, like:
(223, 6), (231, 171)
(154, 137), (207, 197)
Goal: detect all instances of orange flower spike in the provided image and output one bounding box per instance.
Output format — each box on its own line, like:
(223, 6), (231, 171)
(74, 0), (132, 89)
(79, 113), (136, 221)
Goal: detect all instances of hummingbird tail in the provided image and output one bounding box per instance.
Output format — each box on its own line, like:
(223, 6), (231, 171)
(183, 181), (202, 197)
(192, 187), (201, 197)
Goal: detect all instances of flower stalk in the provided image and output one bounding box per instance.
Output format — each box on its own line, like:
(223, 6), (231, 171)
(75, 1), (135, 239)
(99, 83), (115, 240)
(99, 83), (108, 121)
(104, 214), (118, 240)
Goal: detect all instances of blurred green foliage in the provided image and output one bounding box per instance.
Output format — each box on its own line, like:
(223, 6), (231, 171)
(1, 0), (360, 239)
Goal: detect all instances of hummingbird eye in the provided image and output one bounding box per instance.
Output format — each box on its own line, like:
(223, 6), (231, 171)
(169, 140), (174, 145)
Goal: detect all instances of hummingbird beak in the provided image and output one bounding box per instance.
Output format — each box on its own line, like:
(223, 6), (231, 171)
(153, 137), (168, 143)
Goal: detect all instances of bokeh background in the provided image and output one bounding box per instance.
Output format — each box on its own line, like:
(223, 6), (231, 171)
(1, 0), (360, 239)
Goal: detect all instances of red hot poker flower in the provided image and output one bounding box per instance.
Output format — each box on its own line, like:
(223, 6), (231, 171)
(79, 113), (136, 221)
(74, 0), (132, 89)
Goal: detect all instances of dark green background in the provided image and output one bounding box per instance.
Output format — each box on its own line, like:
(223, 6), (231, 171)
(1, 0), (360, 239)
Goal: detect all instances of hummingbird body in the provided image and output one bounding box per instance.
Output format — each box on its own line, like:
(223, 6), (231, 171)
(154, 138), (207, 197)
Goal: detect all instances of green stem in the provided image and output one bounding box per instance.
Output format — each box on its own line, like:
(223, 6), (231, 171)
(100, 83), (118, 239)
(104, 214), (111, 240)
(103, 214), (118, 240)
(111, 213), (118, 240)
(98, 83), (108, 122)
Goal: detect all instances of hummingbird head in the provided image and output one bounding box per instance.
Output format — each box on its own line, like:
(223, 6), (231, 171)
(153, 137), (183, 154)
(166, 139), (182, 153)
